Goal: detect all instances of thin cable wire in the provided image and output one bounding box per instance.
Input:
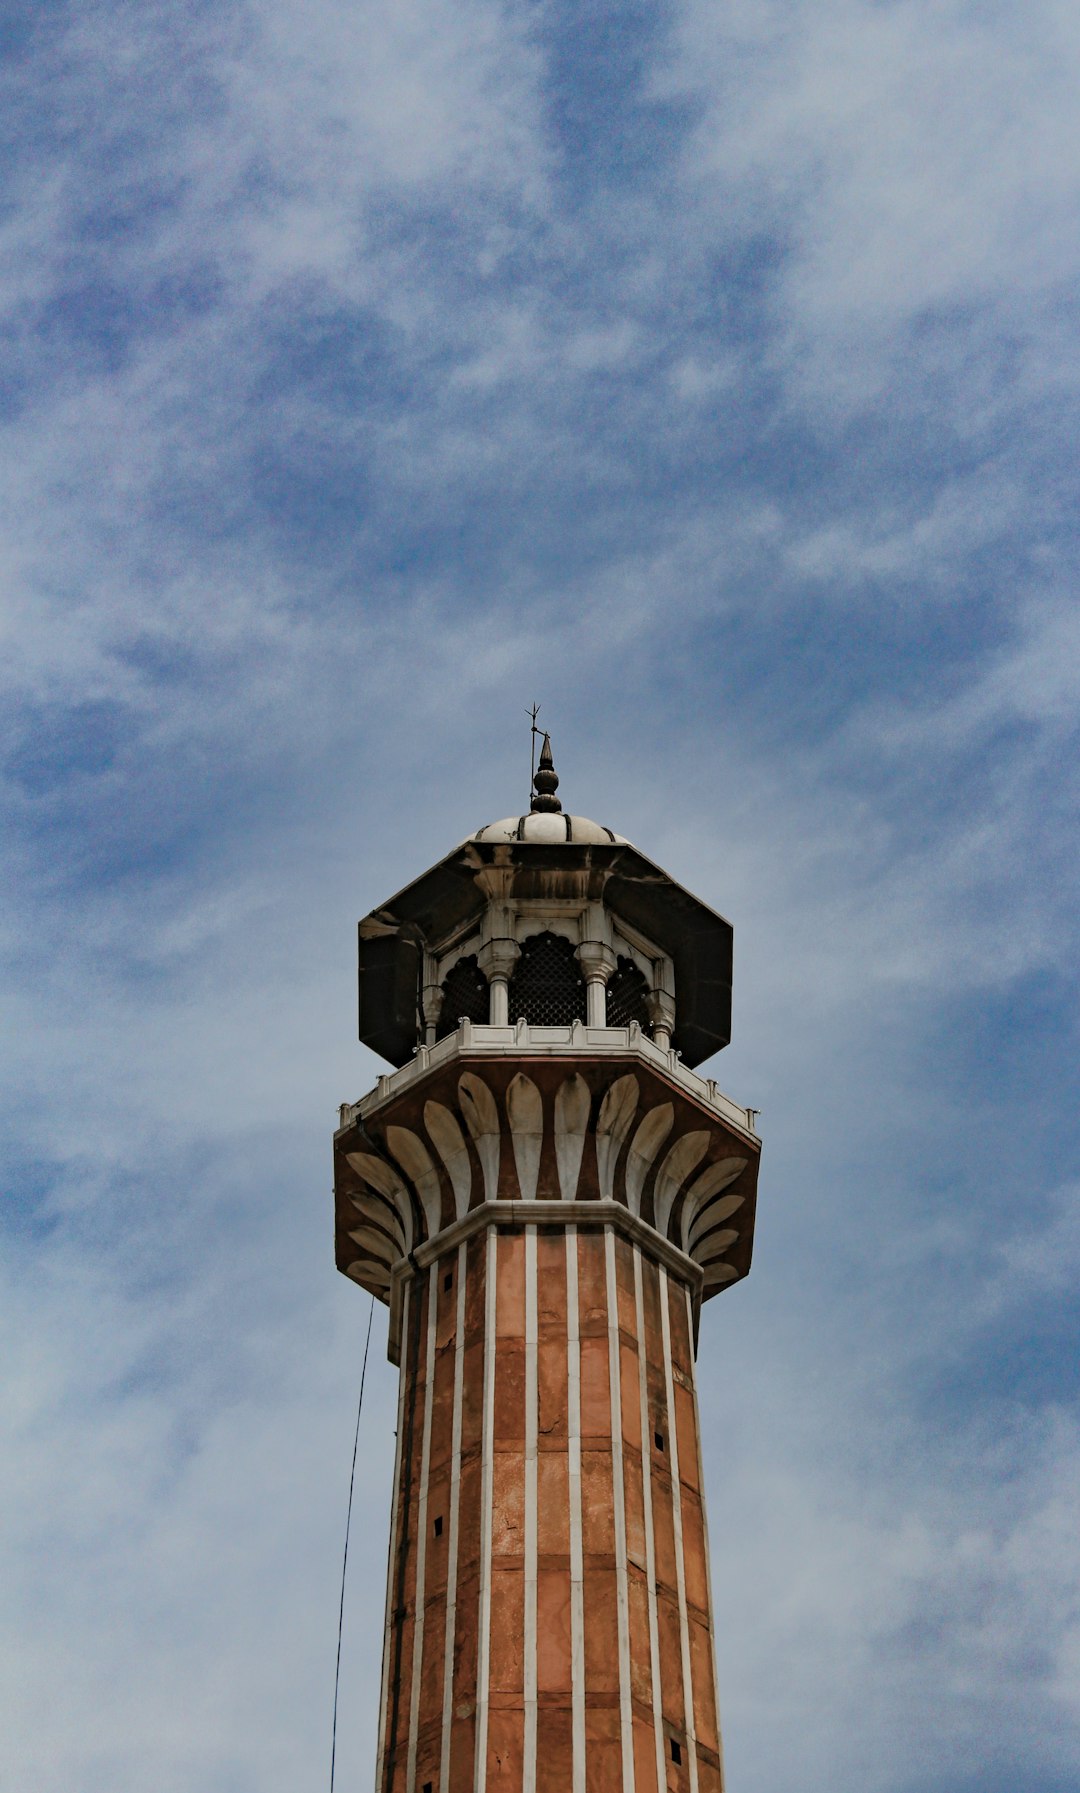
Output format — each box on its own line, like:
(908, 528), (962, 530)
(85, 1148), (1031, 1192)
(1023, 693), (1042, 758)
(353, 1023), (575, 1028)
(330, 1291), (376, 1793)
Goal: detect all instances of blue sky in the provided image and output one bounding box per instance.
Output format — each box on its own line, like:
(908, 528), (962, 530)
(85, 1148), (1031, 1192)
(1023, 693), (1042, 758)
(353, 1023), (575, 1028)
(3, 1), (1079, 1788)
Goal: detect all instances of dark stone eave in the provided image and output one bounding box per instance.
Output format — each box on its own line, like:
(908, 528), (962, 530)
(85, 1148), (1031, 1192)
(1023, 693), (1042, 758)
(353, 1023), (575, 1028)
(357, 839), (735, 1072)
(359, 837), (733, 944)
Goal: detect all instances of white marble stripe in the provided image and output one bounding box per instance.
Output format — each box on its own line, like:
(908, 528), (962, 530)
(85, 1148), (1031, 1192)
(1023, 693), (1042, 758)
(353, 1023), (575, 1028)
(554, 1072), (591, 1200)
(605, 1226), (637, 1790)
(474, 1227), (499, 1793)
(634, 1248), (668, 1793)
(683, 1284), (727, 1788)
(375, 1278), (411, 1793)
(406, 1264), (439, 1792)
(524, 1225), (539, 1793)
(439, 1241), (469, 1790)
(507, 1072), (543, 1201)
(566, 1226), (586, 1793)
(659, 1266), (700, 1793)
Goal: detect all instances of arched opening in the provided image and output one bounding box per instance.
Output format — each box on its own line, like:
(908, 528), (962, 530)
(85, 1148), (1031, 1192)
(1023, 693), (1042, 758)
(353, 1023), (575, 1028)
(507, 930), (587, 1027)
(605, 953), (649, 1030)
(436, 954), (490, 1039)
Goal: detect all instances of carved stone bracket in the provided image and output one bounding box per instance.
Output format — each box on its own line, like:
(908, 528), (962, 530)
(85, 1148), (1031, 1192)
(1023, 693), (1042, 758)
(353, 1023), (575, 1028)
(335, 1054), (758, 1356)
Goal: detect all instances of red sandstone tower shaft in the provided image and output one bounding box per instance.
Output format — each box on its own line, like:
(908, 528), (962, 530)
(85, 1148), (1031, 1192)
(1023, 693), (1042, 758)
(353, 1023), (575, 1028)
(334, 741), (760, 1791)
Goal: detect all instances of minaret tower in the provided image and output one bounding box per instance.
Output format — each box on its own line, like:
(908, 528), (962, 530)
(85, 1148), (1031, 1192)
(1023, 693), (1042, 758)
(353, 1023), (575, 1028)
(334, 740), (761, 1793)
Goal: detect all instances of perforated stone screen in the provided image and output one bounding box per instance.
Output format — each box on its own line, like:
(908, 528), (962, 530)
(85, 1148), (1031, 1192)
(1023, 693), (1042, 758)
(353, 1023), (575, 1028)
(436, 954), (490, 1039)
(507, 931), (587, 1027)
(606, 954), (649, 1030)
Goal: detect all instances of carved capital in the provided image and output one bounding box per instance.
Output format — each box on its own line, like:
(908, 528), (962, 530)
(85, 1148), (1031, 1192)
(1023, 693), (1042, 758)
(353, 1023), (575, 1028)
(575, 940), (617, 984)
(477, 936), (521, 983)
(646, 988), (676, 1027)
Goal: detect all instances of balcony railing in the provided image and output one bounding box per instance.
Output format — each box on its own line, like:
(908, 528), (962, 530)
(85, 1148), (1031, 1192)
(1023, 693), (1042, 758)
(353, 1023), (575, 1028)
(339, 1017), (758, 1139)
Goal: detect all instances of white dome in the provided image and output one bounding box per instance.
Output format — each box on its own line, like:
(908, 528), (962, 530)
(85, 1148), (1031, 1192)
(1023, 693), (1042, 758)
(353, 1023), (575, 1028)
(473, 813), (628, 845)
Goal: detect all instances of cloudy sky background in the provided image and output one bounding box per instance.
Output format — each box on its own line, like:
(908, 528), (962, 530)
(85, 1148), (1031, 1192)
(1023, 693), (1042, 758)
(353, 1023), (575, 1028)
(3, 1), (1079, 1788)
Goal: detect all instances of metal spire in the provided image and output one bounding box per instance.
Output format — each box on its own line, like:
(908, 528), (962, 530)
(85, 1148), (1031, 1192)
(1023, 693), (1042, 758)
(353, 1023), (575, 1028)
(530, 731), (562, 813)
(528, 701), (542, 799)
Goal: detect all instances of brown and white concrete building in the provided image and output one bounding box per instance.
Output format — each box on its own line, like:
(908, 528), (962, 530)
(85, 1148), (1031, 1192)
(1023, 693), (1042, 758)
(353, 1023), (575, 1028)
(334, 738), (761, 1792)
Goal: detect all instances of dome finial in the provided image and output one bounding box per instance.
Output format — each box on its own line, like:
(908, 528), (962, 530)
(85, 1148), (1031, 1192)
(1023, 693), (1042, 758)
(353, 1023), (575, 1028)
(531, 731), (562, 813)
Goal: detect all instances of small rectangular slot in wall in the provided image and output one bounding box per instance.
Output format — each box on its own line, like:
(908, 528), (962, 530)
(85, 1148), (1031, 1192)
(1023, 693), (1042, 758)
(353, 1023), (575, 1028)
(433, 1515), (443, 1538)
(443, 1272), (453, 1292)
(654, 1431), (666, 1452)
(671, 1739), (682, 1765)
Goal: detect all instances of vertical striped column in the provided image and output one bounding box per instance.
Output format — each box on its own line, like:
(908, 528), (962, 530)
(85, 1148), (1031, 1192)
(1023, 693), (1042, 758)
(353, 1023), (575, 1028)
(449, 1230), (488, 1789)
(682, 1284), (726, 1793)
(475, 1226), (499, 1789)
(374, 1222), (724, 1793)
(438, 1241), (468, 1789)
(406, 1264), (439, 1791)
(604, 1227), (636, 1787)
(633, 1244), (668, 1793)
(375, 1278), (413, 1793)
(565, 1227), (586, 1793)
(535, 1226), (574, 1791)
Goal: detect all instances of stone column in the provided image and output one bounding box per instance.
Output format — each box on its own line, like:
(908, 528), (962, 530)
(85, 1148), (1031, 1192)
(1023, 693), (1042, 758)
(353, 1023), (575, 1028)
(576, 941), (617, 1029)
(646, 989), (676, 1053)
(478, 938), (520, 1028)
(422, 982), (445, 1047)
(344, 1055), (756, 1793)
(375, 1214), (725, 1793)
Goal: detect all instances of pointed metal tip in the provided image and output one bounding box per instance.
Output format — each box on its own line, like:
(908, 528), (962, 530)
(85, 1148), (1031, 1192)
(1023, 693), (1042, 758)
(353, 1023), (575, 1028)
(530, 730), (562, 813)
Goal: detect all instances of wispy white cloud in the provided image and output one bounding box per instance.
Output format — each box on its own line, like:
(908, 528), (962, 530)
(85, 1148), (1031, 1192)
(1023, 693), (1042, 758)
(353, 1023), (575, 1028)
(2, 1), (1077, 1788)
(668, 0), (1080, 409)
